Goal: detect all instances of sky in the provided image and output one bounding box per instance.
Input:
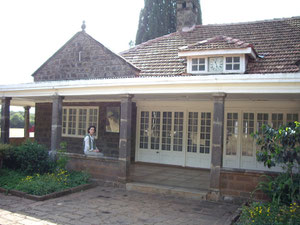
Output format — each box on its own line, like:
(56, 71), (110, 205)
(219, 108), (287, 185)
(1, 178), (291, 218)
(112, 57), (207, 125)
(0, 0), (299, 86)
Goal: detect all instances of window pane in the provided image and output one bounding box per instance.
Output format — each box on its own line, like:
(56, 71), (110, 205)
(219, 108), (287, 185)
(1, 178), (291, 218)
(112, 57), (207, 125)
(192, 58), (198, 64)
(287, 113), (298, 123)
(242, 113), (254, 156)
(272, 113), (283, 129)
(162, 112), (172, 151)
(226, 57), (232, 63)
(173, 112), (184, 152)
(192, 65), (198, 71)
(226, 113), (238, 155)
(199, 112), (211, 154)
(151, 111), (160, 150)
(257, 113), (268, 134)
(199, 58), (205, 64)
(226, 64), (232, 70)
(187, 112), (198, 153)
(140, 111), (149, 149)
(233, 64), (240, 70)
(234, 57), (240, 62)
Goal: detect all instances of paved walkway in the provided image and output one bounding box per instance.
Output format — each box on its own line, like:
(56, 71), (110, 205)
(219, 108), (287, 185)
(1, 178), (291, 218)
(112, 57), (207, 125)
(0, 186), (239, 225)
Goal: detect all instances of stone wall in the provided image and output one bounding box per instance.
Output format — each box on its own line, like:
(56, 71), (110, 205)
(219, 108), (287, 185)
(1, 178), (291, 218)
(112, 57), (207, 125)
(66, 153), (126, 185)
(35, 103), (52, 148)
(220, 169), (274, 200)
(33, 31), (139, 82)
(35, 101), (137, 158)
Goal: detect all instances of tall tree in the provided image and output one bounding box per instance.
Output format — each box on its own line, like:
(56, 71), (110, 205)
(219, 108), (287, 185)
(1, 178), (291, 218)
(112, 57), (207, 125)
(135, 0), (202, 45)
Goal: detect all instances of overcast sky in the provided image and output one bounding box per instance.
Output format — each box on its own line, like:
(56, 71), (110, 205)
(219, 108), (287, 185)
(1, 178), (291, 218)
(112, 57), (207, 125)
(0, 0), (299, 85)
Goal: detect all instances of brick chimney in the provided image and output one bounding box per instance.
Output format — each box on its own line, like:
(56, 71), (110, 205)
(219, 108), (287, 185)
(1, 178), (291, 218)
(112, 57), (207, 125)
(177, 0), (199, 31)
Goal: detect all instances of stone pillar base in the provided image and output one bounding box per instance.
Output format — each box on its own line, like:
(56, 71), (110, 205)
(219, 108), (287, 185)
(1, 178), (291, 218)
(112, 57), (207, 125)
(207, 189), (221, 201)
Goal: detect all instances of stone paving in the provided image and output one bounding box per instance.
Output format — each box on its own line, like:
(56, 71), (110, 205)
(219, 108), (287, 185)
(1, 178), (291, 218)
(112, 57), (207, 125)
(0, 186), (240, 225)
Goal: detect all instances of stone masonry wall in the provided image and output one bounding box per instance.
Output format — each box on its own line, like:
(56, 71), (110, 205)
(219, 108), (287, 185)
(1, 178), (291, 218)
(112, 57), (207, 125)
(35, 101), (136, 159)
(33, 32), (139, 82)
(220, 169), (273, 200)
(35, 103), (52, 148)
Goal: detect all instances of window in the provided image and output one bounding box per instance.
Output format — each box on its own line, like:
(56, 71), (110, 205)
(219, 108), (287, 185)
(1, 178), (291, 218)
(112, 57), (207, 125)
(191, 58), (205, 72)
(187, 112), (198, 153)
(242, 113), (254, 156)
(272, 113), (283, 129)
(200, 112), (211, 154)
(226, 57), (240, 70)
(287, 113), (298, 123)
(62, 107), (99, 138)
(140, 111), (149, 149)
(226, 113), (238, 155)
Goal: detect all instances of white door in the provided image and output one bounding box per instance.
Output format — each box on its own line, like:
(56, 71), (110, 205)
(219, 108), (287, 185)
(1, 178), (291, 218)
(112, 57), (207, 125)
(185, 112), (212, 168)
(136, 110), (185, 166)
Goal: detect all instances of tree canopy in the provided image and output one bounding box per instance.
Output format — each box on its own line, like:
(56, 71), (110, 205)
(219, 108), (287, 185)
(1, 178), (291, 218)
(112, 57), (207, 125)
(135, 0), (202, 45)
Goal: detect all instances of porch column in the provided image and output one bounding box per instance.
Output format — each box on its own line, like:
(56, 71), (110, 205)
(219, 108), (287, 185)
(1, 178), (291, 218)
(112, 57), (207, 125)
(119, 94), (133, 182)
(24, 106), (31, 139)
(208, 93), (226, 200)
(1, 97), (11, 144)
(50, 95), (64, 159)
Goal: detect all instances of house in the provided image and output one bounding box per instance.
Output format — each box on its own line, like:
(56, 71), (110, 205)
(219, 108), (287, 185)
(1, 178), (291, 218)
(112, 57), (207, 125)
(1, 0), (300, 200)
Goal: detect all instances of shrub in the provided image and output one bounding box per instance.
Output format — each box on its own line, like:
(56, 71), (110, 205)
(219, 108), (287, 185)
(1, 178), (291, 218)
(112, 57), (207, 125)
(253, 121), (300, 205)
(236, 201), (300, 225)
(4, 140), (55, 175)
(256, 173), (300, 205)
(56, 142), (69, 170)
(0, 143), (13, 168)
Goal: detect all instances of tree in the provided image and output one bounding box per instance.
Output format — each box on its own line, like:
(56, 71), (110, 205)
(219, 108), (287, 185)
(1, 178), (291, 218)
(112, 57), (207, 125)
(135, 0), (202, 45)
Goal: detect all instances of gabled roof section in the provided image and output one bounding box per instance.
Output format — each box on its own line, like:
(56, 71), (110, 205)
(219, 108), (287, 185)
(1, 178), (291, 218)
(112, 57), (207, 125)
(121, 17), (300, 75)
(33, 31), (140, 82)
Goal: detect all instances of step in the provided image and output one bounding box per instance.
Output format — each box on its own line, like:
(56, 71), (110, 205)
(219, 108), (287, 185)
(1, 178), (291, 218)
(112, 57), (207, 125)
(126, 182), (208, 200)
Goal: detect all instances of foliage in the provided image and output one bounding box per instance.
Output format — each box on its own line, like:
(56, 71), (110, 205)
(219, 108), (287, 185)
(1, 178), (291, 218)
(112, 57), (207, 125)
(253, 121), (300, 172)
(255, 173), (300, 205)
(0, 143), (13, 169)
(0, 168), (24, 190)
(0, 168), (90, 196)
(135, 0), (202, 45)
(3, 140), (55, 175)
(56, 142), (69, 170)
(0, 143), (13, 159)
(236, 201), (300, 225)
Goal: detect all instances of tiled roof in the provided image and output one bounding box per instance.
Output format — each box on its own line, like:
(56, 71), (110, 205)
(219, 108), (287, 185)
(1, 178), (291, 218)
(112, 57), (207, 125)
(121, 17), (300, 75)
(179, 35), (254, 51)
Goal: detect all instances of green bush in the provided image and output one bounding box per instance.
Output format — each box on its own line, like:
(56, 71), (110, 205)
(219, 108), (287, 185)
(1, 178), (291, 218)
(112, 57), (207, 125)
(3, 140), (55, 175)
(56, 142), (69, 170)
(0, 143), (13, 168)
(256, 173), (300, 205)
(236, 201), (300, 225)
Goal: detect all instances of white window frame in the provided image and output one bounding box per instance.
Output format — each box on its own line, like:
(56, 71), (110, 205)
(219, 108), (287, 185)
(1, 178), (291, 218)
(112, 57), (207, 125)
(62, 106), (99, 138)
(223, 110), (300, 171)
(187, 54), (245, 74)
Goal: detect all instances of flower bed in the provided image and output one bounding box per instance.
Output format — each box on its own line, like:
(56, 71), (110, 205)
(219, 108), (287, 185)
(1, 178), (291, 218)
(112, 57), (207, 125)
(0, 168), (96, 200)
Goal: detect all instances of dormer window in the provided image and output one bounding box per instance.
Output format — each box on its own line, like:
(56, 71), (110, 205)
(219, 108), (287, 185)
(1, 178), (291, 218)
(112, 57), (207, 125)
(192, 58), (205, 71)
(178, 35), (258, 75)
(226, 57), (240, 70)
(186, 55), (244, 74)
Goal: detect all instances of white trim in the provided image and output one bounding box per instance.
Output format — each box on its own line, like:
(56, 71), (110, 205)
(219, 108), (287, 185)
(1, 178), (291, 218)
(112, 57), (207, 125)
(0, 73), (300, 98)
(178, 47), (256, 59)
